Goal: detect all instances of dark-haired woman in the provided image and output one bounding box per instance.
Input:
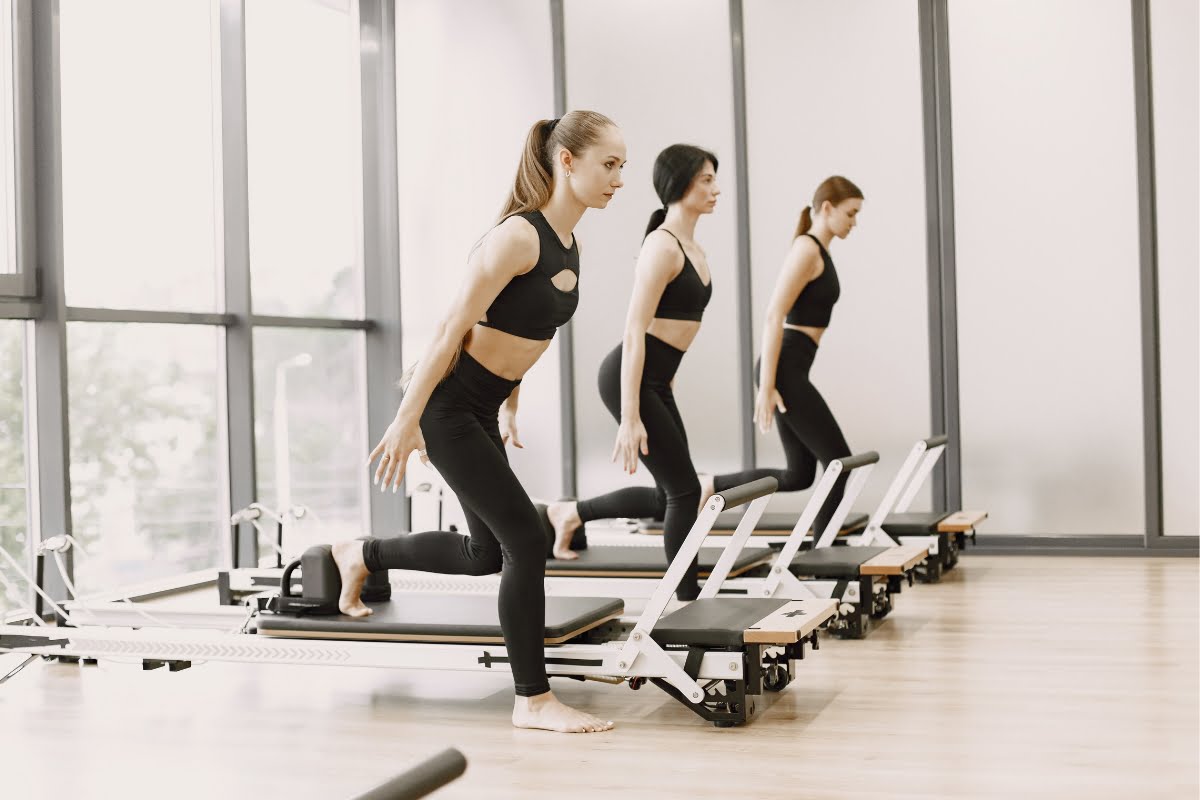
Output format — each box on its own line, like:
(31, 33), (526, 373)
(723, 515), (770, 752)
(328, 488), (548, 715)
(699, 176), (863, 538)
(331, 111), (625, 733)
(547, 144), (719, 602)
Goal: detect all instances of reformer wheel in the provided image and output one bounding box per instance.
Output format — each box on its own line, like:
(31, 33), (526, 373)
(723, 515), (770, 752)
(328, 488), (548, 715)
(763, 664), (790, 692)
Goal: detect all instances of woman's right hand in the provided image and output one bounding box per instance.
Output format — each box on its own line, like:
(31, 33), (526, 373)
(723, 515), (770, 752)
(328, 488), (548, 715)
(612, 417), (649, 474)
(369, 415), (428, 493)
(753, 387), (787, 434)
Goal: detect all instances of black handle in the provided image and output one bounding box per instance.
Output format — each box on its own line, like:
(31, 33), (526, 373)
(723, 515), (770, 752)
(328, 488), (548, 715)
(279, 558), (301, 599)
(833, 451), (879, 472)
(351, 749), (468, 800)
(714, 477), (778, 510)
(923, 434), (949, 449)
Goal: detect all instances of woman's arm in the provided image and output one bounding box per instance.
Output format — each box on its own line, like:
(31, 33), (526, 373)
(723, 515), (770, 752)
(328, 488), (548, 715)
(499, 384), (523, 449)
(755, 238), (819, 432)
(612, 232), (681, 473)
(372, 218), (539, 489)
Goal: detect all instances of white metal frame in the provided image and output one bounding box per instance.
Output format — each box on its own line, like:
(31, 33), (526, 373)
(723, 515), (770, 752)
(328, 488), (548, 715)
(856, 437), (949, 552)
(388, 455), (879, 610)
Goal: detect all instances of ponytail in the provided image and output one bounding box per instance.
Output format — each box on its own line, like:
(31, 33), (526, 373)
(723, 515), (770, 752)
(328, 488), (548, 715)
(794, 206), (813, 238)
(499, 119), (558, 220)
(644, 207), (667, 237)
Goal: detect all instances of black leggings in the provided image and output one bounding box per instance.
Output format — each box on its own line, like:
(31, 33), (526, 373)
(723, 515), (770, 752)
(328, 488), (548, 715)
(576, 335), (702, 600)
(361, 351), (549, 697)
(713, 329), (851, 535)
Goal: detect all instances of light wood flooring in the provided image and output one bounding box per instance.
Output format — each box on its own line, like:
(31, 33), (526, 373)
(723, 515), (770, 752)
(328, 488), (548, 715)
(1, 555), (1196, 799)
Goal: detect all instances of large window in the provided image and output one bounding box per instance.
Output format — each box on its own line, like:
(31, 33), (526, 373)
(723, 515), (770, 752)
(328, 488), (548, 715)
(253, 328), (367, 559)
(59, 0), (219, 312)
(67, 323), (223, 591)
(565, 0), (741, 497)
(950, 0), (1144, 535)
(0, 320), (28, 612)
(394, 0), (561, 500)
(1151, 0), (1199, 536)
(1, 0), (16, 276)
(743, 0), (931, 515)
(246, 0), (363, 319)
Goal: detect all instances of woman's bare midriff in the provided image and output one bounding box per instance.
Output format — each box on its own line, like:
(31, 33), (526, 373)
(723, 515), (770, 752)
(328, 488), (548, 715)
(782, 322), (824, 345)
(465, 325), (553, 381)
(647, 318), (701, 352)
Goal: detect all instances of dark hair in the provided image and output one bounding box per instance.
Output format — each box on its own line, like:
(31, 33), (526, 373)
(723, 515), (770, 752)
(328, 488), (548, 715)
(401, 110), (617, 393)
(645, 144), (719, 237)
(795, 176), (863, 238)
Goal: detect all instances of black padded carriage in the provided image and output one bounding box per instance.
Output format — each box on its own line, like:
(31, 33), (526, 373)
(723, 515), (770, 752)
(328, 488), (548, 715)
(255, 594), (623, 645)
(787, 545), (896, 578)
(544, 546), (773, 577)
(882, 511), (952, 535)
(652, 598), (792, 647)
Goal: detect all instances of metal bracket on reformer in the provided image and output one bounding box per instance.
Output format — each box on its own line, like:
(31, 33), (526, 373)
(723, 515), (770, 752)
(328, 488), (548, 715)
(0, 534), (254, 636)
(613, 477), (780, 702)
(857, 434), (948, 547)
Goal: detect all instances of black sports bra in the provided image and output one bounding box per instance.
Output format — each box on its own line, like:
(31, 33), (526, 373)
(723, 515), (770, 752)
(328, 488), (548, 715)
(785, 233), (839, 328)
(478, 211), (580, 341)
(653, 229), (712, 322)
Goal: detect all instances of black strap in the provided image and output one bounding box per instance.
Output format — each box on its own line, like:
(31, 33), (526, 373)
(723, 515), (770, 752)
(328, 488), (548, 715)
(683, 647), (705, 680)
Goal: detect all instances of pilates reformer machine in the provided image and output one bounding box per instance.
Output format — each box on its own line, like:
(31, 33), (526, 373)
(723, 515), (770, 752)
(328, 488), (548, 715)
(0, 480), (835, 728)
(341, 451), (922, 640)
(625, 435), (986, 583)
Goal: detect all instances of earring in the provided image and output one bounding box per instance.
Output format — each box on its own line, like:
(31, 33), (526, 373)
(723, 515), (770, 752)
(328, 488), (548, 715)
(565, 170), (572, 177)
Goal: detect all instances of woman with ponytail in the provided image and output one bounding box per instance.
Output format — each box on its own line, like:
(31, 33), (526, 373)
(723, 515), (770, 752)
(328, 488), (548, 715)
(700, 176), (863, 537)
(547, 144), (720, 603)
(330, 111), (625, 733)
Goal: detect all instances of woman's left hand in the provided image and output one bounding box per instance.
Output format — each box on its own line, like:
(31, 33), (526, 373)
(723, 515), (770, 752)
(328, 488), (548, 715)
(499, 408), (523, 449)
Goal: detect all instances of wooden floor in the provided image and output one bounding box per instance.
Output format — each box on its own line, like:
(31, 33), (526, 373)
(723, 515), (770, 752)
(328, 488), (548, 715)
(2, 556), (1197, 799)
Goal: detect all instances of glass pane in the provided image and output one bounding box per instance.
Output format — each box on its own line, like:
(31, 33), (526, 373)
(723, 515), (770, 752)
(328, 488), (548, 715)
(68, 323), (224, 591)
(950, 0), (1144, 535)
(394, 0), (561, 500)
(246, 0), (363, 318)
(59, 0), (219, 311)
(565, 0), (743, 497)
(253, 328), (367, 562)
(0, 320), (29, 614)
(1, 0), (15, 275)
(1151, 0), (1199, 536)
(744, 0), (931, 515)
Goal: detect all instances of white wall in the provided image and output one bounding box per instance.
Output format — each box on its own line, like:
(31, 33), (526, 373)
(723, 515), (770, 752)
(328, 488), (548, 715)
(1151, 0), (1199, 537)
(743, 0), (932, 515)
(564, 0), (743, 500)
(949, 0), (1145, 535)
(394, 0), (562, 504)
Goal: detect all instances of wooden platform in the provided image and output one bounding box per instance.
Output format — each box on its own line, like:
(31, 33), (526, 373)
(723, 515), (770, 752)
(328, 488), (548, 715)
(859, 545), (930, 576)
(939, 509), (989, 532)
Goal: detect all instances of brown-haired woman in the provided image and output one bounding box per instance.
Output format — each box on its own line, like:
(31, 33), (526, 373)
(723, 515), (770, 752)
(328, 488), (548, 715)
(700, 176), (863, 537)
(331, 111), (625, 733)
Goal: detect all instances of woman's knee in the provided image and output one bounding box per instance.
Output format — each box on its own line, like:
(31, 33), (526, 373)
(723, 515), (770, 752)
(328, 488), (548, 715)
(776, 469), (815, 493)
(663, 476), (701, 507)
(463, 541), (503, 575)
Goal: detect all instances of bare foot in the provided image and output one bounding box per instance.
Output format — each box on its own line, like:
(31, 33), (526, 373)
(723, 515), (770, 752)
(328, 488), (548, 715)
(330, 540), (373, 617)
(697, 473), (716, 512)
(547, 501), (581, 561)
(512, 691), (613, 733)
